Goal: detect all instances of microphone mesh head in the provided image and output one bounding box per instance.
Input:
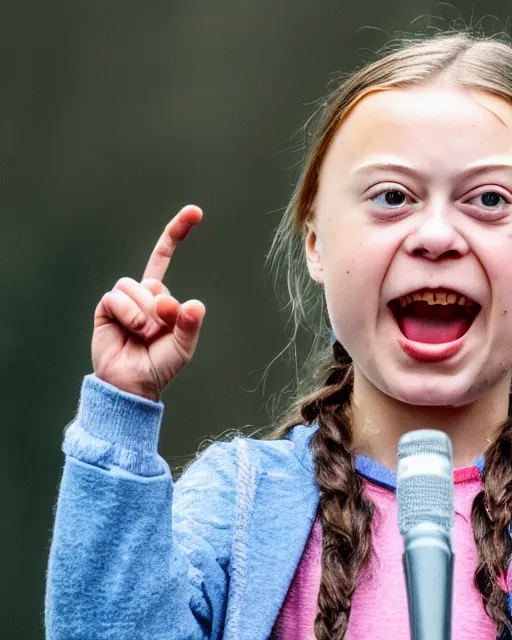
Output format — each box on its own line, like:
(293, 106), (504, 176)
(397, 429), (454, 536)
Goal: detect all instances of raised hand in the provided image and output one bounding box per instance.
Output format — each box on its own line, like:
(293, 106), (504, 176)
(92, 205), (206, 401)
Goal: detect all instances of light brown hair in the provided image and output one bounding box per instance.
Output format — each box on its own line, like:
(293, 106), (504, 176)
(266, 32), (512, 639)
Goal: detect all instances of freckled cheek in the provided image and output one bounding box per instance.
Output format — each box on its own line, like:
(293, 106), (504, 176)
(493, 299), (512, 340)
(485, 259), (512, 318)
(323, 240), (386, 303)
(324, 251), (363, 298)
(483, 279), (512, 368)
(324, 266), (377, 340)
(490, 317), (512, 373)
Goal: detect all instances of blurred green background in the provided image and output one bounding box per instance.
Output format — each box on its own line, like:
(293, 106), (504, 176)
(2, 1), (510, 637)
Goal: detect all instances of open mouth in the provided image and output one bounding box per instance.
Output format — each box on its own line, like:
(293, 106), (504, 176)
(388, 288), (481, 344)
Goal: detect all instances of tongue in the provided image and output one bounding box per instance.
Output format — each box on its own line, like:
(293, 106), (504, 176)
(399, 302), (472, 344)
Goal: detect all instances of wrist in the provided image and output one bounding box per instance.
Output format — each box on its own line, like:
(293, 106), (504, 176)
(94, 373), (162, 403)
(76, 374), (164, 453)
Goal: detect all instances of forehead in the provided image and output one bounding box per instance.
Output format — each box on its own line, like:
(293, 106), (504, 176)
(323, 86), (512, 173)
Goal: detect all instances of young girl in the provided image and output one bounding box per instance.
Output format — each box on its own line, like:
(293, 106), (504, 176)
(46, 32), (512, 639)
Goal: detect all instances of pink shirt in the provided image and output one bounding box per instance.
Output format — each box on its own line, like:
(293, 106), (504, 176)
(272, 466), (503, 639)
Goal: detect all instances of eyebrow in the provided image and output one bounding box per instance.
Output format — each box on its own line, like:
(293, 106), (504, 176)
(353, 162), (512, 180)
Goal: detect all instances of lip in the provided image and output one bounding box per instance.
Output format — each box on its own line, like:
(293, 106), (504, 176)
(398, 334), (466, 362)
(389, 306), (480, 363)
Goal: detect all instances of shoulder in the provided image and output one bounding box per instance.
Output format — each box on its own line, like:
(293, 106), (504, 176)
(172, 426), (319, 554)
(176, 424), (318, 489)
(242, 423), (318, 474)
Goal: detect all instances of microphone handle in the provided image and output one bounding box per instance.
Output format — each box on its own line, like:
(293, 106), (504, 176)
(403, 523), (454, 640)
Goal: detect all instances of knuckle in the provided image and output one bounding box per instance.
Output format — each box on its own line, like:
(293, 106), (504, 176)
(130, 310), (149, 334)
(141, 278), (159, 287)
(141, 279), (168, 296)
(115, 276), (135, 291)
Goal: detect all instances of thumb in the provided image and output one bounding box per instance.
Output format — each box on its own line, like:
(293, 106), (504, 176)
(174, 300), (206, 352)
(154, 298), (206, 363)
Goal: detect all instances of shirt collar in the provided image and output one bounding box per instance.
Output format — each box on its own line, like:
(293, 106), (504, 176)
(287, 423), (485, 492)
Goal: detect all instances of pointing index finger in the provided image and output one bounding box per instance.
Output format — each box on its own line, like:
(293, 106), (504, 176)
(143, 205), (203, 281)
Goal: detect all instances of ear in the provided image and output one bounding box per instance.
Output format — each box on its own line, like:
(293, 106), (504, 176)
(304, 220), (324, 284)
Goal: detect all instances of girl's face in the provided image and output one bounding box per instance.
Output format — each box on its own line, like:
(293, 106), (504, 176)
(305, 84), (512, 406)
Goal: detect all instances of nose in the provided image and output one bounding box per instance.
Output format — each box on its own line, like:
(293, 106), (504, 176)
(402, 202), (470, 260)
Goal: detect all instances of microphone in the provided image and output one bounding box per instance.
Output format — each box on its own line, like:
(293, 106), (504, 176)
(397, 430), (455, 640)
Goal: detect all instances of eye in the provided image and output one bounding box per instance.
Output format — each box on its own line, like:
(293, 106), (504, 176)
(371, 190), (409, 209)
(466, 191), (509, 211)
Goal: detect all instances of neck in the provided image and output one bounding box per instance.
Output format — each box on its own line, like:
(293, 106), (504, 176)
(349, 370), (511, 472)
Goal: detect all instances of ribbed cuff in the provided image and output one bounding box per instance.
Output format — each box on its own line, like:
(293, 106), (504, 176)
(63, 374), (167, 477)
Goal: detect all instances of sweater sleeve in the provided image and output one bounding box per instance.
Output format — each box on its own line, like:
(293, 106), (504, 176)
(45, 375), (235, 640)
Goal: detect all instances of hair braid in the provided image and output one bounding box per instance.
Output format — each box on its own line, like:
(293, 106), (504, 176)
(471, 404), (512, 638)
(267, 342), (512, 638)
(300, 341), (374, 639)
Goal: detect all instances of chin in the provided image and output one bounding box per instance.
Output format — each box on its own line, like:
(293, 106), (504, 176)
(381, 374), (481, 408)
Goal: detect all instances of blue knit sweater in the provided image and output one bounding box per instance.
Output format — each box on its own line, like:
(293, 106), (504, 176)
(45, 375), (502, 640)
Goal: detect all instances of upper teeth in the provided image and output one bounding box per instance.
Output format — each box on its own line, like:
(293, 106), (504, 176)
(398, 290), (476, 308)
